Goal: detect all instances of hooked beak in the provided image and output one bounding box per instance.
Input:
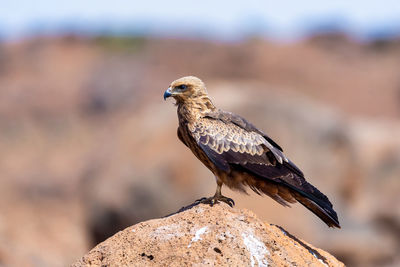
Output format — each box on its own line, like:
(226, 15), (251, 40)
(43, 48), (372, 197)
(163, 87), (172, 100)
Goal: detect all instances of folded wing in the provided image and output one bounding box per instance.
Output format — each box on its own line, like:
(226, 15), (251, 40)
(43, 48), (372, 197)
(188, 110), (340, 228)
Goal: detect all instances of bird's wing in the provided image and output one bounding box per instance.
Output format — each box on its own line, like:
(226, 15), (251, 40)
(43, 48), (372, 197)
(189, 115), (292, 179)
(189, 112), (340, 228)
(206, 109), (283, 150)
(205, 109), (304, 176)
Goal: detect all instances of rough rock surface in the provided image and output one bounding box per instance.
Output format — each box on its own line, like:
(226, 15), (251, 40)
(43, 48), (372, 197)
(73, 204), (343, 266)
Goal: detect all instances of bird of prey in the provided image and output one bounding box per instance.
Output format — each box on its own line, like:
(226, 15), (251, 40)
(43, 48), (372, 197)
(163, 76), (340, 228)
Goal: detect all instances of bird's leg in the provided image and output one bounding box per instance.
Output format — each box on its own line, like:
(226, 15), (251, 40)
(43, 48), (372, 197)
(212, 182), (235, 207)
(196, 181), (235, 207)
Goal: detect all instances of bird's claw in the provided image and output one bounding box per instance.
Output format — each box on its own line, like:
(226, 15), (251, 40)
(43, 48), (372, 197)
(219, 196), (235, 207)
(196, 195), (235, 207)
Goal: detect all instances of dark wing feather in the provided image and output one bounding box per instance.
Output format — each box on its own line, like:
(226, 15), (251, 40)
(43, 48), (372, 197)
(205, 109), (304, 176)
(189, 113), (340, 228)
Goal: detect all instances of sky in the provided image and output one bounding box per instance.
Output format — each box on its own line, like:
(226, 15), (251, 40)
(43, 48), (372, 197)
(1, 0), (400, 40)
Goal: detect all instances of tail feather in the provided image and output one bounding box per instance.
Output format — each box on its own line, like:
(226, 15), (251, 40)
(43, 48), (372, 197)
(231, 163), (340, 228)
(293, 192), (340, 228)
(285, 182), (340, 228)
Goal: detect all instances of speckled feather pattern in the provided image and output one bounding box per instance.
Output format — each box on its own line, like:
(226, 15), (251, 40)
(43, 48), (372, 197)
(191, 118), (266, 156)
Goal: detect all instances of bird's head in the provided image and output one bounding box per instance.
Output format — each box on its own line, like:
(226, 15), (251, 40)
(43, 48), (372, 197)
(164, 76), (208, 104)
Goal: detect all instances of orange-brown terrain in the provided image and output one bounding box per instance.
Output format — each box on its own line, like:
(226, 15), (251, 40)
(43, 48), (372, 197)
(73, 204), (344, 267)
(0, 34), (399, 266)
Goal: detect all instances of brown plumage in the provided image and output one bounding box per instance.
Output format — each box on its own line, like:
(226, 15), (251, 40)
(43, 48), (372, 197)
(164, 76), (340, 228)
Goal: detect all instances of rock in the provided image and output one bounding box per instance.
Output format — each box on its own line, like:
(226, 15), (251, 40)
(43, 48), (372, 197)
(72, 204), (343, 266)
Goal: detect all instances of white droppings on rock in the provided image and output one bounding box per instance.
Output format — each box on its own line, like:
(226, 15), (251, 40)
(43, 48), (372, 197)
(188, 226), (208, 248)
(150, 223), (184, 240)
(242, 231), (270, 267)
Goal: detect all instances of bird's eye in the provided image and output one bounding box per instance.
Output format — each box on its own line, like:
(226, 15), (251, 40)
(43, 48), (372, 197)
(177, 84), (187, 91)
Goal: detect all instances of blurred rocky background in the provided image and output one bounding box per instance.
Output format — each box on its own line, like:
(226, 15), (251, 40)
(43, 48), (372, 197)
(1, 1), (400, 266)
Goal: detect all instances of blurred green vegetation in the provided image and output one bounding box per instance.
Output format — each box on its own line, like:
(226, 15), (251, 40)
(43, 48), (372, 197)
(93, 35), (147, 53)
